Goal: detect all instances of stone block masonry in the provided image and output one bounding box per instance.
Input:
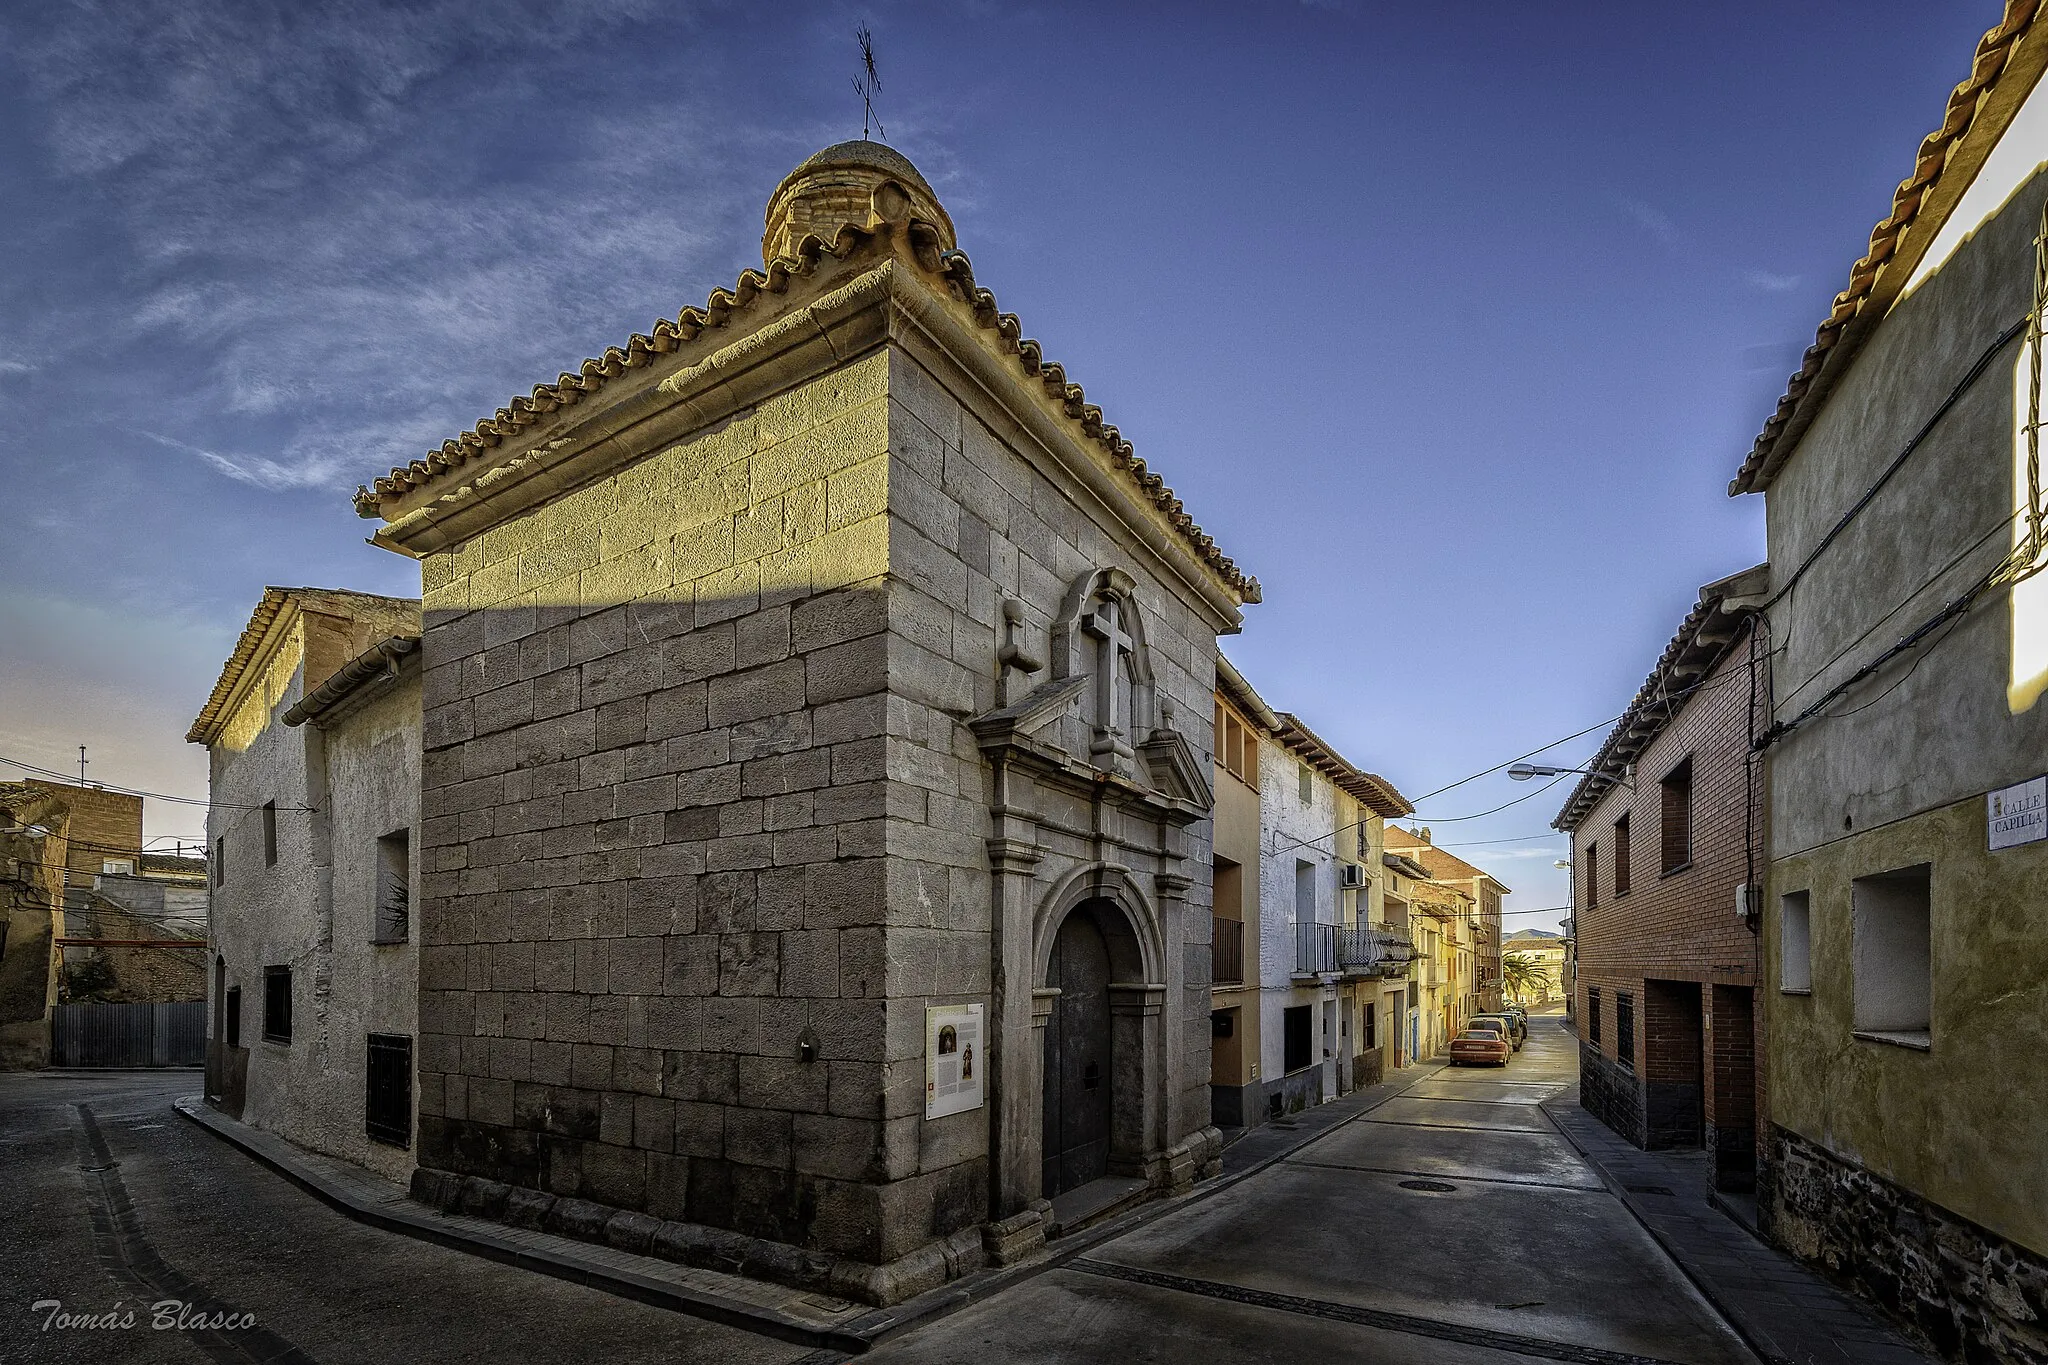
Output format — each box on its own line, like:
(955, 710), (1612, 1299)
(413, 351), (982, 1270)
(377, 142), (1249, 1303)
(1767, 1125), (2048, 1365)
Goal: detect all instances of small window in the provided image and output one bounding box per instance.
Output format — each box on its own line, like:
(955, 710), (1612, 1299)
(225, 986), (241, 1048)
(1587, 987), (1602, 1048)
(1585, 841), (1599, 909)
(1853, 864), (1932, 1044)
(366, 1033), (414, 1148)
(1363, 1003), (1377, 1050)
(1356, 821), (1368, 857)
(262, 801), (278, 867)
(1283, 1005), (1313, 1073)
(101, 858), (135, 876)
(1298, 762), (1314, 805)
(374, 830), (411, 944)
(1661, 758), (1693, 873)
(214, 837), (226, 887)
(1295, 860), (1315, 922)
(1780, 890), (1812, 993)
(1612, 813), (1631, 896)
(1615, 991), (1635, 1068)
(262, 966), (292, 1044)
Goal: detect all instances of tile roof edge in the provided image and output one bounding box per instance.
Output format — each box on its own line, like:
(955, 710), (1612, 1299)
(1552, 563), (1768, 832)
(282, 636), (421, 728)
(353, 220), (1258, 605)
(1730, 0), (2048, 496)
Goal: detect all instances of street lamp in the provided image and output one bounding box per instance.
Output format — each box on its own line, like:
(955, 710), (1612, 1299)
(1508, 762), (1632, 786)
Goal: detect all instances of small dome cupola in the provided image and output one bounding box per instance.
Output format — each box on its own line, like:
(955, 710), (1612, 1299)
(761, 139), (955, 267)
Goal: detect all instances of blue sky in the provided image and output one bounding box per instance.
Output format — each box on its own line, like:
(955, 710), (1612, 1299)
(0, 0), (2003, 924)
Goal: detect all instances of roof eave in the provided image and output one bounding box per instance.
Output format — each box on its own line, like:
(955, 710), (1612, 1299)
(1730, 2), (2048, 497)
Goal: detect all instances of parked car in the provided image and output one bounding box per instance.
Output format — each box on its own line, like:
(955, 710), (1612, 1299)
(1449, 1028), (1511, 1067)
(1473, 1012), (1527, 1049)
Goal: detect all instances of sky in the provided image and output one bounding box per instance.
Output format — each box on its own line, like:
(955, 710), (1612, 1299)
(0, 0), (2007, 927)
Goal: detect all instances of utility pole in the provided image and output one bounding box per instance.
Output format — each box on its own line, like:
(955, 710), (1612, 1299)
(78, 745), (88, 788)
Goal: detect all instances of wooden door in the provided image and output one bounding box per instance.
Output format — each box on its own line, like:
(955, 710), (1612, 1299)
(1042, 911), (1113, 1197)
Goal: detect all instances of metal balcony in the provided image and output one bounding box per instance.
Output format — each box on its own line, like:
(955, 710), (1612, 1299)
(1212, 916), (1246, 987)
(1296, 924), (1417, 978)
(1294, 921), (1339, 976)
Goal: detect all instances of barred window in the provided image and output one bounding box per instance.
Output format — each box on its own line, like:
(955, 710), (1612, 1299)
(262, 966), (292, 1044)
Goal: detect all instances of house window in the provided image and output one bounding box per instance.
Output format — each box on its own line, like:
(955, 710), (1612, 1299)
(261, 801), (278, 867)
(1660, 758), (1693, 873)
(1612, 813), (1631, 896)
(1852, 865), (1932, 1045)
(1298, 762), (1313, 805)
(1295, 860), (1315, 922)
(1615, 991), (1635, 1068)
(1584, 841), (1598, 909)
(214, 837), (226, 887)
(365, 1033), (414, 1148)
(1780, 890), (1812, 993)
(262, 966), (292, 1044)
(1586, 987), (1601, 1048)
(1363, 1003), (1377, 1050)
(225, 986), (241, 1047)
(101, 858), (135, 877)
(1283, 1005), (1313, 1073)
(374, 830), (411, 944)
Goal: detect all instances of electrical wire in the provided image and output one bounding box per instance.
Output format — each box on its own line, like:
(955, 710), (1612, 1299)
(1759, 311), (2030, 614)
(0, 755), (308, 812)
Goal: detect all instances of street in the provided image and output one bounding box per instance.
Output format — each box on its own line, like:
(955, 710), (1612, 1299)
(0, 1014), (1758, 1364)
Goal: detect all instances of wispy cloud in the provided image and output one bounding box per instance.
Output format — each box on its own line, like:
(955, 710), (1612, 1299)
(137, 431), (350, 492)
(1615, 193), (1801, 296)
(2, 0), (788, 495)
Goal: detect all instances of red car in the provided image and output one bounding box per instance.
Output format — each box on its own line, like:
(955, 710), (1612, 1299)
(1449, 1027), (1512, 1066)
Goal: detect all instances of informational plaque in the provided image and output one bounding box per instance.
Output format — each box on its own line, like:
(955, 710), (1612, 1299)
(924, 1004), (985, 1119)
(1988, 775), (2047, 850)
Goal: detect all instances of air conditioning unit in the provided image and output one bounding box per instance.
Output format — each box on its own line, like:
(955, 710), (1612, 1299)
(1339, 863), (1368, 889)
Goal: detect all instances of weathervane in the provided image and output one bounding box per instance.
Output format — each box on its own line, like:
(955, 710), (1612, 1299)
(853, 23), (884, 141)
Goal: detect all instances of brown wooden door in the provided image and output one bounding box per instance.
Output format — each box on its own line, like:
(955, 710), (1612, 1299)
(1042, 911), (1113, 1197)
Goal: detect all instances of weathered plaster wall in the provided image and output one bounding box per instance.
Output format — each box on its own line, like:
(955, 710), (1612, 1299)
(1257, 747), (1336, 1107)
(1758, 150), (2048, 1295)
(1764, 167), (2048, 858)
(209, 614), (322, 1134)
(315, 676), (422, 1182)
(1208, 702), (1262, 1124)
(1764, 799), (2048, 1258)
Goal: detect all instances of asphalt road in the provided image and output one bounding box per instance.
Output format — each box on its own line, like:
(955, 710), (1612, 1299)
(865, 1012), (1758, 1365)
(0, 1015), (1757, 1364)
(0, 1069), (812, 1365)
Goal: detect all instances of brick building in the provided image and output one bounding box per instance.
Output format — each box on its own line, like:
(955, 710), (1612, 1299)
(1556, 565), (1768, 1193)
(1383, 827), (1508, 1014)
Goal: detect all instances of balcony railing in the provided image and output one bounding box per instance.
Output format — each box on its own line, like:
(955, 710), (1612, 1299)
(1212, 917), (1245, 986)
(1296, 923), (1414, 978)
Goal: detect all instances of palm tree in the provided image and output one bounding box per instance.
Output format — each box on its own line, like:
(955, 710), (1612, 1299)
(1501, 952), (1548, 1004)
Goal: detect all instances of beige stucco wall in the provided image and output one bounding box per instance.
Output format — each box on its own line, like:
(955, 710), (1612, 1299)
(208, 604), (422, 1183)
(1765, 798), (2048, 1256)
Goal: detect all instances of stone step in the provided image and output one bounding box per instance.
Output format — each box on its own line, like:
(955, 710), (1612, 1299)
(1044, 1175), (1151, 1239)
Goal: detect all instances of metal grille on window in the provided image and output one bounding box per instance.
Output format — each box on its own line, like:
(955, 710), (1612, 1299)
(1616, 991), (1636, 1069)
(365, 1033), (413, 1148)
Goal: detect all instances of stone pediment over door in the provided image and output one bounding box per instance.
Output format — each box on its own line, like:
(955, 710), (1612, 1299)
(971, 567), (1210, 822)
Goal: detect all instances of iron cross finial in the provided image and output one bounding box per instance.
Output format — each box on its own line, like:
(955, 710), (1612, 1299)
(853, 24), (885, 141)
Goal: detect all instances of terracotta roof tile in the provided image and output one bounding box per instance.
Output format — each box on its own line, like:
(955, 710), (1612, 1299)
(352, 221), (1259, 604)
(1730, 0), (2044, 495)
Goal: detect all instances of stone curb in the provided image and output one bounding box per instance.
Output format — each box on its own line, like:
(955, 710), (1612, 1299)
(171, 1096), (867, 1354)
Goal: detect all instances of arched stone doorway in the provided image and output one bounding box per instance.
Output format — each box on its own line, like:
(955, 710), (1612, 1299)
(1038, 896), (1151, 1199)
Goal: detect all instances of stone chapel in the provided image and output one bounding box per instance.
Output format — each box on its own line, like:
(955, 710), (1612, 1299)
(353, 140), (1260, 1303)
